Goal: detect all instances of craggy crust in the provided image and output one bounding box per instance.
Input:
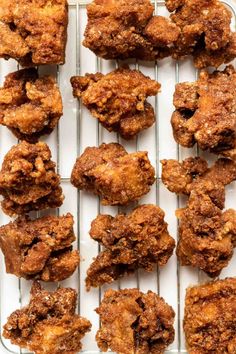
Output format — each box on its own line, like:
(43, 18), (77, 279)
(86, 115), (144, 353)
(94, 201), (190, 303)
(161, 157), (236, 276)
(0, 0), (68, 66)
(0, 213), (80, 282)
(86, 204), (175, 290)
(176, 186), (236, 277)
(0, 141), (64, 216)
(83, 0), (180, 60)
(83, 0), (236, 67)
(96, 288), (175, 354)
(161, 157), (236, 199)
(184, 278), (236, 354)
(3, 282), (91, 354)
(71, 143), (155, 206)
(166, 0), (236, 68)
(161, 157), (208, 196)
(0, 68), (63, 142)
(171, 66), (236, 156)
(71, 67), (160, 139)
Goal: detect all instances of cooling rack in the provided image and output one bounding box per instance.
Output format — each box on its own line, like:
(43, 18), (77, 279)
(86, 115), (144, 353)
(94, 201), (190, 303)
(0, 0), (236, 353)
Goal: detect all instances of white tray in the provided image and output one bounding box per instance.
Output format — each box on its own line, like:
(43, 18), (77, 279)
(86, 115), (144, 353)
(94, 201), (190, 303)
(0, 1), (236, 353)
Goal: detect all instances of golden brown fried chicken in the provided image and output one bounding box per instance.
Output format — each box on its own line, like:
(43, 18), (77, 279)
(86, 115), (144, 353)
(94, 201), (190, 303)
(0, 68), (63, 142)
(176, 185), (236, 277)
(0, 0), (68, 66)
(3, 282), (91, 354)
(171, 66), (236, 155)
(162, 157), (236, 276)
(86, 205), (175, 290)
(166, 0), (236, 68)
(184, 278), (236, 354)
(96, 288), (175, 354)
(71, 143), (155, 206)
(0, 213), (79, 282)
(161, 156), (236, 202)
(161, 156), (208, 195)
(0, 141), (64, 216)
(83, 0), (180, 60)
(71, 67), (160, 139)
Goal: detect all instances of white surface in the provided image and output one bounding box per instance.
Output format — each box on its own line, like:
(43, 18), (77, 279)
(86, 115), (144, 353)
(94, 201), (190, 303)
(0, 0), (236, 353)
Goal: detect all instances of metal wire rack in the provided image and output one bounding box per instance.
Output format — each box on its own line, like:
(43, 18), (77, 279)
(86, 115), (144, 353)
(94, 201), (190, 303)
(0, 0), (236, 353)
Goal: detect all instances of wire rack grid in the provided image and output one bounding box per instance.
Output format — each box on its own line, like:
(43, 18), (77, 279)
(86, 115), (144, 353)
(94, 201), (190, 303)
(0, 0), (236, 353)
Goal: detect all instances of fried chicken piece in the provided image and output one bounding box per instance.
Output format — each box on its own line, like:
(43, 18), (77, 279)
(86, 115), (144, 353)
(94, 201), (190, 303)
(162, 157), (236, 276)
(161, 156), (208, 195)
(83, 0), (180, 60)
(0, 0), (68, 66)
(184, 278), (236, 354)
(172, 66), (236, 155)
(71, 143), (155, 206)
(0, 213), (79, 281)
(71, 67), (160, 139)
(86, 205), (175, 289)
(161, 156), (236, 201)
(0, 68), (63, 142)
(3, 282), (91, 354)
(167, 0), (236, 68)
(0, 141), (64, 216)
(96, 288), (175, 354)
(194, 33), (236, 69)
(176, 184), (236, 277)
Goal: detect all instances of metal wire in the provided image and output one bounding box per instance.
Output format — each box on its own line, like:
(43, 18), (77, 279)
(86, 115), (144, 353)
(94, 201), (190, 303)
(0, 0), (236, 353)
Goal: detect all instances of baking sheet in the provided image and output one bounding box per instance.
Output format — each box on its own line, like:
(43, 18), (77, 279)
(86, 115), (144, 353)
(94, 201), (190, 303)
(0, 0), (236, 353)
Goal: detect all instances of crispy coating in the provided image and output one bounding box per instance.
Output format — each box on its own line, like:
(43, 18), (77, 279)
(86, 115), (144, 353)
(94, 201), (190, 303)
(3, 282), (91, 354)
(162, 157), (236, 276)
(86, 205), (175, 289)
(83, 0), (236, 66)
(161, 156), (208, 195)
(83, 0), (180, 60)
(171, 66), (236, 155)
(176, 187), (236, 277)
(0, 69), (63, 142)
(167, 0), (236, 68)
(71, 67), (160, 139)
(161, 157), (236, 200)
(0, 213), (79, 282)
(144, 16), (180, 46)
(96, 288), (175, 354)
(0, 0), (68, 66)
(0, 141), (64, 216)
(71, 143), (155, 206)
(184, 278), (236, 353)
